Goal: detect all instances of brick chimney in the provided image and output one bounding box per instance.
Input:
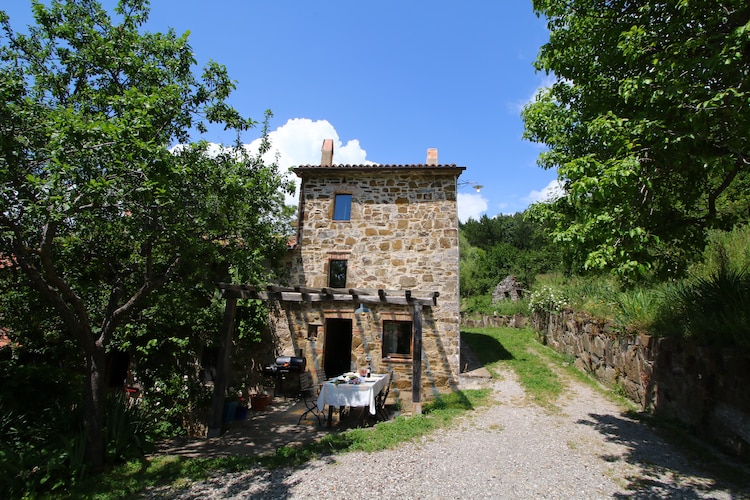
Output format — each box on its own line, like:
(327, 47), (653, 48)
(321, 139), (334, 166)
(426, 148), (438, 166)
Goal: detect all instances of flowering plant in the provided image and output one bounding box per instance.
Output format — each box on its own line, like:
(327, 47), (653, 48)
(334, 372), (363, 385)
(528, 286), (569, 314)
(225, 386), (242, 402)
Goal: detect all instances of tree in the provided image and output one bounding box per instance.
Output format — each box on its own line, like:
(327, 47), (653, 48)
(0, 0), (292, 470)
(523, 0), (750, 279)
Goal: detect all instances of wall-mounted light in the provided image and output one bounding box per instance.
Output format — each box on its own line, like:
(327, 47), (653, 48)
(354, 303), (371, 314)
(458, 180), (483, 192)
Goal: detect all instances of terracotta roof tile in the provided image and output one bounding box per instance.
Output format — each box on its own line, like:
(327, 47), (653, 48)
(293, 163), (466, 174)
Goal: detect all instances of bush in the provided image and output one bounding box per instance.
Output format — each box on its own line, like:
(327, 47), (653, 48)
(461, 294), (530, 317)
(0, 361), (156, 497)
(528, 286), (569, 314)
(653, 265), (750, 349)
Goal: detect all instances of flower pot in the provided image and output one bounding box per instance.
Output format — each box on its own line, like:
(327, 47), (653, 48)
(235, 405), (248, 421)
(222, 401), (238, 424)
(250, 394), (271, 410)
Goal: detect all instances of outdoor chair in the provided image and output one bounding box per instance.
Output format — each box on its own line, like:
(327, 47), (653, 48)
(375, 369), (393, 421)
(314, 367), (328, 385)
(297, 371), (323, 425)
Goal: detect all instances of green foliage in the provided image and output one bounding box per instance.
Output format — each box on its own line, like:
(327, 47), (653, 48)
(535, 273), (660, 331)
(528, 226), (750, 347)
(459, 212), (561, 297)
(493, 298), (531, 316)
(0, 360), (154, 497)
(524, 0), (750, 279)
(461, 293), (530, 317)
(0, 0), (292, 482)
(528, 286), (569, 314)
(610, 288), (662, 332)
(689, 226), (750, 280)
(460, 294), (494, 315)
(653, 265), (750, 349)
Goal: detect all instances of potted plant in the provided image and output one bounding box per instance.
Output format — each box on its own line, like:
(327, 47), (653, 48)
(250, 389), (271, 410)
(235, 389), (249, 421)
(250, 377), (273, 410)
(223, 387), (240, 423)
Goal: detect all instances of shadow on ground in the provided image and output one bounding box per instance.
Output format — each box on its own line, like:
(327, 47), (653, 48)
(460, 330), (513, 371)
(155, 397), (388, 459)
(576, 412), (750, 498)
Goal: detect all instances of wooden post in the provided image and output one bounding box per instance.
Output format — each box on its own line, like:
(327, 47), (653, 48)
(208, 296), (237, 437)
(412, 302), (423, 414)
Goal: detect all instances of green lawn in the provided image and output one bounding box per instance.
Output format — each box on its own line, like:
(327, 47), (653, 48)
(461, 326), (566, 409)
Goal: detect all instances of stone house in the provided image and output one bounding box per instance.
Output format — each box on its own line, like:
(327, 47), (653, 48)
(246, 140), (465, 411)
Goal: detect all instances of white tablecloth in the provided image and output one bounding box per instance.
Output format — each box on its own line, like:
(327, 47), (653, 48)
(317, 374), (388, 415)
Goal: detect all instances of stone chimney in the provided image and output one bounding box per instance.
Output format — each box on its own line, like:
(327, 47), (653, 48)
(426, 148), (438, 166)
(321, 139), (334, 166)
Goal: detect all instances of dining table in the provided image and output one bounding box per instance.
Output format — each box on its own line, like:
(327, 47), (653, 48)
(316, 373), (389, 427)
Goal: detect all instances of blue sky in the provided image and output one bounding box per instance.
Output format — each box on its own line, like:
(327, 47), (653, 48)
(4, 1), (559, 221)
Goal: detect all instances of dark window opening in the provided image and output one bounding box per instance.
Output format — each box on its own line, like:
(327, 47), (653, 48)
(382, 320), (413, 359)
(329, 259), (347, 288)
(333, 194), (352, 220)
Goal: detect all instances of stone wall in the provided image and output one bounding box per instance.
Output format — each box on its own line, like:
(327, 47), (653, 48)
(270, 168), (462, 406)
(460, 313), (529, 330)
(529, 309), (750, 458)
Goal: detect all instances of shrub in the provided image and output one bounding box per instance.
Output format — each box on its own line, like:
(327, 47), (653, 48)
(461, 294), (530, 317)
(528, 286), (569, 314)
(0, 360), (157, 497)
(653, 265), (750, 349)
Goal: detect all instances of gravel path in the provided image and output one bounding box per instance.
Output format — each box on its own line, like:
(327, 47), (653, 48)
(145, 368), (749, 499)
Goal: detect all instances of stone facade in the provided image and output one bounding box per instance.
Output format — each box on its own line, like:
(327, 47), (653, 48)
(269, 145), (464, 408)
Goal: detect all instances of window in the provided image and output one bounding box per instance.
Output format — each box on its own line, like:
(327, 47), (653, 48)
(382, 321), (413, 359)
(328, 259), (347, 288)
(333, 193), (352, 220)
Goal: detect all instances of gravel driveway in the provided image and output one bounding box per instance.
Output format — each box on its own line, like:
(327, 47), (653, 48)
(145, 368), (749, 499)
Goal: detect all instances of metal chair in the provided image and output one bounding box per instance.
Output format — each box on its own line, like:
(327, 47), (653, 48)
(375, 369), (393, 421)
(297, 371), (323, 425)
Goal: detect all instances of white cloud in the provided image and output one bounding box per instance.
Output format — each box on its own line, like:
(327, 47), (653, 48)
(457, 192), (488, 222)
(242, 118), (373, 204)
(526, 179), (564, 205)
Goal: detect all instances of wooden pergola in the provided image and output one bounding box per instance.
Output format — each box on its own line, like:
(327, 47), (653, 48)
(208, 283), (439, 437)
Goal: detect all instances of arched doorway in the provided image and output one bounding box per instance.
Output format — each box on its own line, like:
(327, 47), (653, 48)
(324, 318), (352, 377)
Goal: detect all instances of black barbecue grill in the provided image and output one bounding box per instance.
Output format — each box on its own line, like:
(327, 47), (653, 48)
(262, 356), (307, 396)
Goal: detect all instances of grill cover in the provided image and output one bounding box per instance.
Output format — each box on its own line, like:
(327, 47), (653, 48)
(263, 356), (306, 375)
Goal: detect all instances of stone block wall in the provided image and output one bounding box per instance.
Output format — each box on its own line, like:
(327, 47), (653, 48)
(460, 313), (529, 330)
(529, 309), (750, 458)
(271, 168), (462, 405)
(531, 309), (654, 406)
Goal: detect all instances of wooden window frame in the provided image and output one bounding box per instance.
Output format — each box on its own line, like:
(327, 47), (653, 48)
(328, 259), (348, 288)
(382, 320), (413, 361)
(333, 193), (352, 221)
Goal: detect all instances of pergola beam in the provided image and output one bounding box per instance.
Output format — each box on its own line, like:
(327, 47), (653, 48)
(210, 282), (437, 435)
(218, 283), (439, 306)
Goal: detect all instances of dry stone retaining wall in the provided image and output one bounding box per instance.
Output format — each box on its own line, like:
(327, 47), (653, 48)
(533, 309), (750, 458)
(462, 310), (750, 458)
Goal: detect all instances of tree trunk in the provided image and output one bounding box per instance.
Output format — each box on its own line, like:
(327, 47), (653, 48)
(83, 345), (107, 471)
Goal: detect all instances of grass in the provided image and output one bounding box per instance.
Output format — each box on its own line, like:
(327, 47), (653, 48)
(461, 326), (565, 409)
(460, 293), (531, 317)
(57, 388), (491, 498)
(462, 326), (638, 413)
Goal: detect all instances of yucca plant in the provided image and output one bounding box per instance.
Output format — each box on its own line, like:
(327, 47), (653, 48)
(654, 264), (750, 349)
